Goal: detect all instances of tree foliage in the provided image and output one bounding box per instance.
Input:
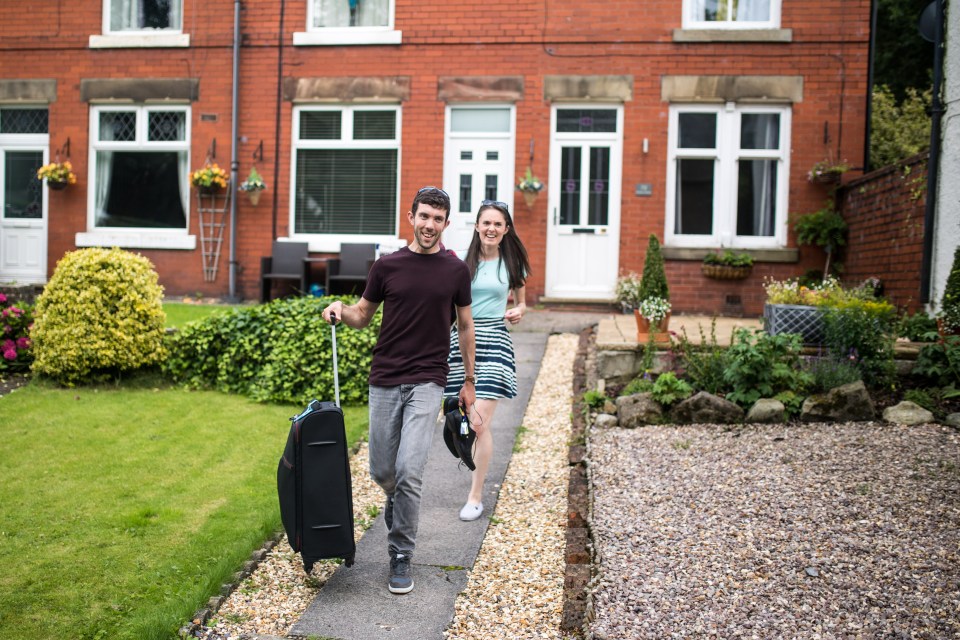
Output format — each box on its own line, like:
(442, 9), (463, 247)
(870, 84), (931, 169)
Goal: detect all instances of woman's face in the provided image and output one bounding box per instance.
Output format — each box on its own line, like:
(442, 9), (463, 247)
(475, 207), (509, 251)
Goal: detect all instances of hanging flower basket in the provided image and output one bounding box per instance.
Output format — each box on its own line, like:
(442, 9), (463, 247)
(246, 189), (262, 206)
(238, 166), (266, 206)
(37, 161), (77, 190)
(191, 162), (228, 194)
(47, 180), (69, 191)
(701, 263), (752, 280)
(522, 190), (538, 208)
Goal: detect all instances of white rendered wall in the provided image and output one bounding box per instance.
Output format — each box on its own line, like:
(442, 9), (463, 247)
(932, 0), (960, 312)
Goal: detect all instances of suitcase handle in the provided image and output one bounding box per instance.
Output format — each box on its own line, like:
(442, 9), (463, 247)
(330, 312), (340, 408)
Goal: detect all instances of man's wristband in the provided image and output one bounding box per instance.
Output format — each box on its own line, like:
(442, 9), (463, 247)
(463, 375), (476, 385)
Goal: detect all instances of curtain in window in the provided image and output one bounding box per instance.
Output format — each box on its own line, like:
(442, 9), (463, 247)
(737, 0), (770, 22)
(94, 151), (114, 226)
(739, 117), (778, 236)
(313, 0), (388, 27)
(110, 0), (180, 31)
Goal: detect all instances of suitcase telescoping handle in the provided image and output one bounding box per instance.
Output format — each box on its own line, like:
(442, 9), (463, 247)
(330, 312), (340, 408)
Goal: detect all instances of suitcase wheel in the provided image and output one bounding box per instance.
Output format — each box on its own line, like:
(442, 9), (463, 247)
(344, 553), (355, 568)
(303, 559), (314, 575)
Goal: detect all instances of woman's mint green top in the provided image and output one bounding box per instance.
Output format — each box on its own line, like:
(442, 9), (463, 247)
(467, 254), (511, 319)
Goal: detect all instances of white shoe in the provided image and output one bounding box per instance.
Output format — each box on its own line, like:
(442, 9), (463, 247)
(459, 502), (483, 521)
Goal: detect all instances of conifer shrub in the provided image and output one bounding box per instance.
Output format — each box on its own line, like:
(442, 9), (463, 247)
(638, 234), (669, 302)
(31, 247), (166, 385)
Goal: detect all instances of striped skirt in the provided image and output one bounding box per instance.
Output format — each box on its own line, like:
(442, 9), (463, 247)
(444, 317), (517, 400)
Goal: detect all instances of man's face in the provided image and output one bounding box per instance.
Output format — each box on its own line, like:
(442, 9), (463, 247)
(408, 203), (450, 253)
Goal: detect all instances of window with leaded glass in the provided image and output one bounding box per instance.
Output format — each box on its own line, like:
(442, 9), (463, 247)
(683, 0), (780, 28)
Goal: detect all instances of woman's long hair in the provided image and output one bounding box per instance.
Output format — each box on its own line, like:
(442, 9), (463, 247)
(463, 203), (531, 290)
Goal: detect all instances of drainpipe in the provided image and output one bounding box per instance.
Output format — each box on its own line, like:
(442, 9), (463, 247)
(863, 0), (878, 171)
(920, 0), (945, 304)
(228, 0), (241, 301)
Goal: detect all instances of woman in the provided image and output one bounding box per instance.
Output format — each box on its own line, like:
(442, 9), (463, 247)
(445, 200), (531, 521)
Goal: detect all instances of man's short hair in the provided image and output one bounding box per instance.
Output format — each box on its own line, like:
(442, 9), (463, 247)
(411, 186), (451, 220)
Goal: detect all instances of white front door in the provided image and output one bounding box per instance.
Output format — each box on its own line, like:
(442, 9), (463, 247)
(442, 105), (516, 254)
(545, 106), (622, 299)
(0, 146), (47, 284)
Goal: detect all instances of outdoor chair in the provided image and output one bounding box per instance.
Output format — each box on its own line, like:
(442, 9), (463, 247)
(325, 243), (376, 295)
(260, 241), (310, 303)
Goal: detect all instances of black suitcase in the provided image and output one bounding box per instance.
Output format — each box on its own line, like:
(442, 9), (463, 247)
(277, 316), (355, 573)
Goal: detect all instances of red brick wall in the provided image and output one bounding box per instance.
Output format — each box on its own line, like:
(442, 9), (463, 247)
(2, 0), (872, 310)
(837, 153), (928, 313)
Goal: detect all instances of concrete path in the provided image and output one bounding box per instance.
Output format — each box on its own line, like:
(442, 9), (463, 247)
(291, 310), (604, 640)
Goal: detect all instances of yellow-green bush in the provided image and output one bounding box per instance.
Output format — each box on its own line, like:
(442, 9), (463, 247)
(31, 247), (166, 385)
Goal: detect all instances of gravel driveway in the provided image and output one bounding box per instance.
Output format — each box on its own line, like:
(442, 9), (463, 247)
(586, 422), (960, 639)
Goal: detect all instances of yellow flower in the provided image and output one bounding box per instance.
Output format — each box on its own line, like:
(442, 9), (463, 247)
(191, 163), (229, 189)
(37, 161), (77, 185)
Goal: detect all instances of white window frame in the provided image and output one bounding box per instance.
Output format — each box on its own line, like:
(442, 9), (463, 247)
(665, 102), (791, 250)
(77, 104), (195, 250)
(90, 0), (189, 48)
(681, 0), (781, 30)
(288, 104), (401, 253)
(293, 0), (402, 46)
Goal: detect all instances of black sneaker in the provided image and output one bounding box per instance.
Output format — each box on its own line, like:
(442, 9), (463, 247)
(384, 494), (395, 532)
(388, 553), (414, 594)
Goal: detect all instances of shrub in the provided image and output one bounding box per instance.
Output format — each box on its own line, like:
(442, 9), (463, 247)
(671, 320), (728, 395)
(912, 336), (960, 389)
(822, 301), (896, 387)
(638, 234), (669, 303)
(722, 328), (811, 407)
(163, 295), (380, 405)
(896, 310), (938, 342)
(0, 294), (34, 373)
(805, 354), (862, 393)
(773, 390), (805, 419)
(622, 371), (655, 396)
(650, 372), (693, 406)
(582, 389), (609, 410)
(31, 248), (166, 385)
(939, 245), (960, 333)
(870, 84), (931, 169)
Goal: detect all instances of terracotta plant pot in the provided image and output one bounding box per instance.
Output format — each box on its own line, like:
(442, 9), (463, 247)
(634, 310), (671, 345)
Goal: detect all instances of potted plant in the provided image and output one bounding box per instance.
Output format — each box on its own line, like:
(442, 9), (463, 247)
(36, 161), (77, 190)
(615, 271), (642, 313)
(807, 158), (850, 184)
(938, 245), (960, 337)
(191, 162), (229, 194)
(516, 166), (544, 207)
(238, 166), (267, 206)
(791, 201), (847, 277)
(702, 250), (754, 280)
(635, 234), (671, 343)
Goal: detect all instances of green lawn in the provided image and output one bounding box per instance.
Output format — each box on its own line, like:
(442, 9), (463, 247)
(0, 379), (368, 640)
(163, 301), (239, 329)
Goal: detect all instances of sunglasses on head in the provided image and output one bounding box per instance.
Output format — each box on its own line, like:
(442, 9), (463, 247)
(418, 186), (450, 198)
(481, 200), (509, 211)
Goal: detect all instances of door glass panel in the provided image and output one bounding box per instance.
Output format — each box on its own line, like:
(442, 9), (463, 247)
(486, 151), (498, 161)
(459, 174), (472, 213)
(559, 147), (582, 226)
(556, 109), (617, 133)
(675, 158), (714, 235)
(4, 151), (43, 220)
(484, 175), (497, 201)
(450, 108), (510, 133)
(460, 151), (473, 161)
(588, 147), (610, 226)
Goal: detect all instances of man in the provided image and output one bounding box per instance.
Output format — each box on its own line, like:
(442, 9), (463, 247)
(322, 186), (476, 594)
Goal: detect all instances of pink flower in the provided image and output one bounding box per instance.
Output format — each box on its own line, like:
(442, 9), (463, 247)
(1, 309), (7, 318)
(3, 325), (10, 334)
(16, 336), (30, 349)
(0, 293), (6, 303)
(1, 339), (13, 351)
(2, 349), (16, 361)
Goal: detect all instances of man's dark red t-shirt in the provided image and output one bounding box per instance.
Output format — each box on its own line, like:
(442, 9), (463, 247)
(362, 246), (472, 387)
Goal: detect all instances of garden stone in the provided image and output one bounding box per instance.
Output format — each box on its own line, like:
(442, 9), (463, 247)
(882, 401), (934, 425)
(801, 380), (875, 423)
(594, 413), (619, 429)
(615, 393), (663, 428)
(746, 398), (786, 424)
(602, 400), (617, 415)
(669, 391), (744, 425)
(945, 413), (960, 428)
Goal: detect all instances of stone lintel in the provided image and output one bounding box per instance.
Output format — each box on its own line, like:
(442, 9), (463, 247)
(0, 79), (57, 104)
(437, 76), (524, 102)
(80, 78), (199, 103)
(661, 75), (803, 103)
(544, 75), (633, 102)
(284, 77), (410, 103)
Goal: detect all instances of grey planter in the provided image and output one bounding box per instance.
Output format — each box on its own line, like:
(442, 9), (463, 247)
(764, 303), (824, 345)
